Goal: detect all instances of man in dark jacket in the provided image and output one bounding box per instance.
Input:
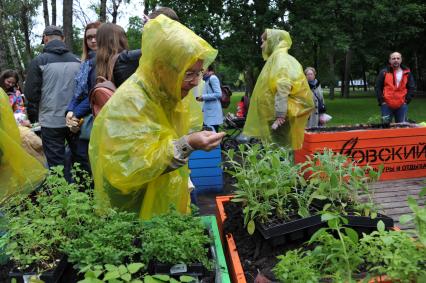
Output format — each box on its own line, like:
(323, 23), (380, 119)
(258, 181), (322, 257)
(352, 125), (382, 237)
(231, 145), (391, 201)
(25, 26), (81, 179)
(375, 52), (416, 123)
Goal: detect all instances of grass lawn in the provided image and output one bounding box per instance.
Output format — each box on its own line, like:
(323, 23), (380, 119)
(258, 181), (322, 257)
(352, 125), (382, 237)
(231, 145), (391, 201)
(226, 91), (426, 126)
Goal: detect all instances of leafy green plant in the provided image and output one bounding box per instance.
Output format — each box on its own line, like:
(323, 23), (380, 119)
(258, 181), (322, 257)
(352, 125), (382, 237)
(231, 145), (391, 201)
(359, 222), (426, 283)
(141, 208), (212, 270)
(273, 214), (426, 282)
(273, 214), (363, 283)
(225, 143), (312, 233)
(79, 263), (195, 283)
(303, 149), (381, 217)
(399, 187), (426, 246)
(272, 249), (320, 283)
(0, 166), (93, 273)
(62, 210), (144, 271)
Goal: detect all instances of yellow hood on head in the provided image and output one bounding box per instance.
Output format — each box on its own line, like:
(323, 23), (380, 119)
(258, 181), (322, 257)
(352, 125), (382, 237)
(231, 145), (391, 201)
(262, 29), (292, 60)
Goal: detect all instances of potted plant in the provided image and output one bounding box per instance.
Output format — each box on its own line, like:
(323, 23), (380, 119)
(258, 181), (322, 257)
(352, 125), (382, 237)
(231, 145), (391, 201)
(224, 144), (322, 246)
(303, 149), (394, 233)
(272, 215), (426, 282)
(0, 166), (92, 282)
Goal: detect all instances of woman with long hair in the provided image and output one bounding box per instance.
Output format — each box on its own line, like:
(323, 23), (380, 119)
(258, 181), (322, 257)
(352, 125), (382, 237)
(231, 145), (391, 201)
(91, 23), (141, 89)
(0, 70), (24, 114)
(65, 21), (101, 176)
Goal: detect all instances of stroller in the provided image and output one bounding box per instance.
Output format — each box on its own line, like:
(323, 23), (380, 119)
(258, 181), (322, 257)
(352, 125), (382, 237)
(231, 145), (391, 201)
(221, 113), (254, 150)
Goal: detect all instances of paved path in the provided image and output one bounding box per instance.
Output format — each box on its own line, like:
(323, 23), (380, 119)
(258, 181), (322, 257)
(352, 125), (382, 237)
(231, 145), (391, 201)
(370, 177), (425, 230)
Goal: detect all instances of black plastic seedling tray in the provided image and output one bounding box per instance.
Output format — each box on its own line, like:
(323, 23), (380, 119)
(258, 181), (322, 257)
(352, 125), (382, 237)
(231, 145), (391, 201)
(9, 256), (68, 283)
(256, 213), (324, 246)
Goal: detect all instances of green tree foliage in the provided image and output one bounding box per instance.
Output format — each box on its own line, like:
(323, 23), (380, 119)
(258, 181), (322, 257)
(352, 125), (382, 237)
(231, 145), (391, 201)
(127, 16), (143, 50)
(288, 0), (426, 96)
(0, 0), (41, 72)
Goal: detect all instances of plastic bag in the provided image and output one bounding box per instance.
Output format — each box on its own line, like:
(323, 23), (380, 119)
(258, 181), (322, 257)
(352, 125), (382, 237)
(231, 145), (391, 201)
(319, 113), (332, 124)
(0, 89), (46, 204)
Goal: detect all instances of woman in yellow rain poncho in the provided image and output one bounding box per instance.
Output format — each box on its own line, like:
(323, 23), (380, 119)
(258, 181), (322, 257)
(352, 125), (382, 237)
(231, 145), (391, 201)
(89, 15), (224, 220)
(243, 29), (314, 149)
(0, 89), (46, 204)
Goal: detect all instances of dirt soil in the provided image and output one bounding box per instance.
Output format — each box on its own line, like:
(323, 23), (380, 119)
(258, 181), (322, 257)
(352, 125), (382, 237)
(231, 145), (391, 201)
(307, 123), (417, 133)
(223, 202), (307, 283)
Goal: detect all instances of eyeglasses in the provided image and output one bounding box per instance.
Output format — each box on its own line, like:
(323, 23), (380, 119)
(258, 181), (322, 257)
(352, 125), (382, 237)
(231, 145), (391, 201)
(183, 71), (203, 82)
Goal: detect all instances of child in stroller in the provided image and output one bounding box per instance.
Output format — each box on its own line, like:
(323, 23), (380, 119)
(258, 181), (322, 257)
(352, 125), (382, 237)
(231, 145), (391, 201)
(221, 95), (254, 150)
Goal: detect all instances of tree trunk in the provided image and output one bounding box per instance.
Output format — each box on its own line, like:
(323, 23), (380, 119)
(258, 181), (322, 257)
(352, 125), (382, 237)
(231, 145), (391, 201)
(42, 0), (49, 26)
(0, 9), (8, 71)
(328, 52), (335, 100)
(20, 6), (33, 60)
(245, 67), (255, 96)
(313, 43), (318, 71)
(362, 68), (367, 92)
(343, 49), (352, 98)
(51, 0), (57, 25)
(100, 0), (107, 22)
(111, 0), (123, 24)
(7, 35), (22, 71)
(63, 0), (73, 51)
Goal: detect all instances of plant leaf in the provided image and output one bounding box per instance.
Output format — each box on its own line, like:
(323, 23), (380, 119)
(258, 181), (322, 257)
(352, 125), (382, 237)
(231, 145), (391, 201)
(121, 273), (132, 282)
(104, 270), (121, 280)
(344, 227), (359, 243)
(247, 219), (255, 235)
(179, 275), (195, 282)
(128, 263), (144, 274)
(399, 214), (413, 224)
(153, 275), (170, 281)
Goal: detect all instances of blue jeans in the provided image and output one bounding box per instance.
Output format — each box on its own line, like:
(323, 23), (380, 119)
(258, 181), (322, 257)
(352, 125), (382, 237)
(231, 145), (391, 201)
(380, 103), (408, 123)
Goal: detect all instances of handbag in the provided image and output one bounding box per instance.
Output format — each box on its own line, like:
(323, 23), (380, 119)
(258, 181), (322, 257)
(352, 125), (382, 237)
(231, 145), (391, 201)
(79, 114), (94, 140)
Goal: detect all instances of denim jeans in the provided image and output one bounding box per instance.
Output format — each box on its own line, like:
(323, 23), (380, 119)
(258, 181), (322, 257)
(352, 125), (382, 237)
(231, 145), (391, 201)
(380, 103), (408, 123)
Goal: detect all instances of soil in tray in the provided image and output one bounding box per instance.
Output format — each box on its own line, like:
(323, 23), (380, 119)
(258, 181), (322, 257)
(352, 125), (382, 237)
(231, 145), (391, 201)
(306, 122), (417, 133)
(223, 201), (309, 282)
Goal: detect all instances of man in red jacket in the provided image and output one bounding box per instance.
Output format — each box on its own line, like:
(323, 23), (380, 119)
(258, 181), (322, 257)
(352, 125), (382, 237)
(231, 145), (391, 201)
(375, 51), (416, 123)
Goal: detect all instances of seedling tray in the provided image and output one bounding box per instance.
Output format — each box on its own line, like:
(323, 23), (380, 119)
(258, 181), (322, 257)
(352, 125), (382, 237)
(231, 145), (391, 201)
(148, 262), (209, 277)
(148, 216), (230, 283)
(256, 213), (324, 246)
(9, 256), (68, 283)
(310, 200), (394, 231)
(346, 213), (394, 229)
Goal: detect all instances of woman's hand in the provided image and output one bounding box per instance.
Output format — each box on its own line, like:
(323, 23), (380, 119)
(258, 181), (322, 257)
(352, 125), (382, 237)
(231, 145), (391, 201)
(66, 112), (78, 127)
(187, 131), (226, 151)
(271, 117), (286, 130)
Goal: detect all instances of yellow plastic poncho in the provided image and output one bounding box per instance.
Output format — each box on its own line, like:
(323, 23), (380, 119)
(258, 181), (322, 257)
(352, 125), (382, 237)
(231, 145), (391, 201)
(0, 89), (46, 204)
(243, 29), (314, 149)
(89, 15), (217, 220)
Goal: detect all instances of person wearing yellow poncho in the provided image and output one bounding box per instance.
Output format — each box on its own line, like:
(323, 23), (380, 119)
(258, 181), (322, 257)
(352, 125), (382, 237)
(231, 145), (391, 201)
(89, 15), (225, 220)
(0, 89), (46, 204)
(243, 29), (314, 149)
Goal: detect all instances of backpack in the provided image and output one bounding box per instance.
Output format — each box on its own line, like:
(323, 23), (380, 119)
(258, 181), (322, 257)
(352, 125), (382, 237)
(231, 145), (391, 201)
(220, 85), (232, 108)
(89, 54), (119, 116)
(208, 78), (232, 108)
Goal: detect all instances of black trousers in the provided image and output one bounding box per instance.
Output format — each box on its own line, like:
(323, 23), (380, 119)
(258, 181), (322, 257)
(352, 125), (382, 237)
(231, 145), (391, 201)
(41, 127), (91, 181)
